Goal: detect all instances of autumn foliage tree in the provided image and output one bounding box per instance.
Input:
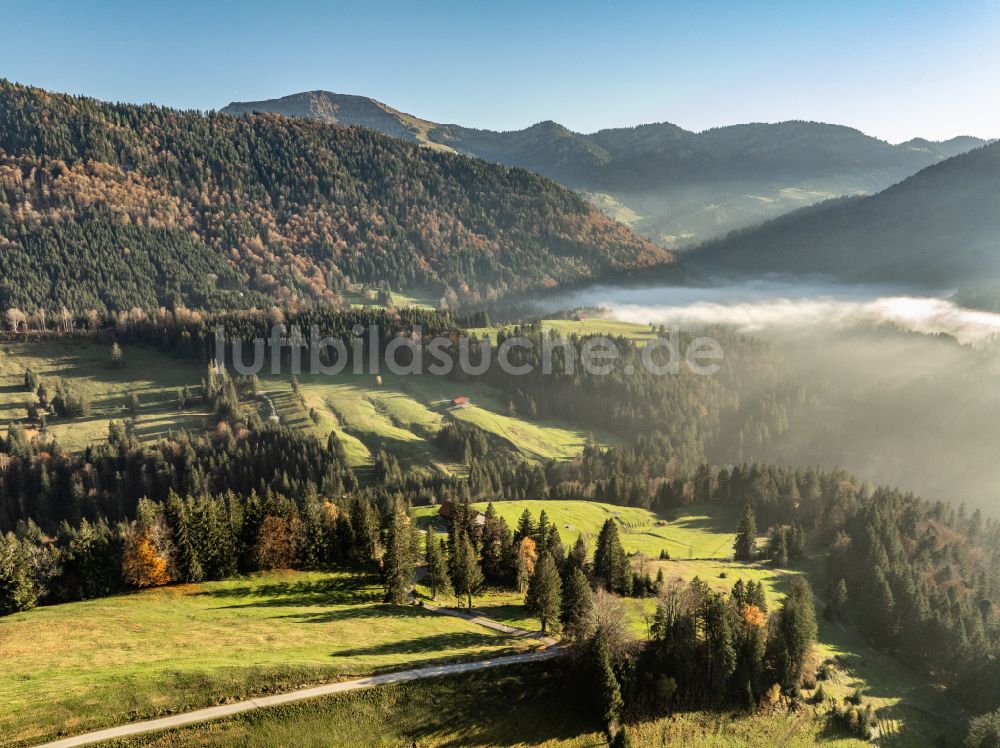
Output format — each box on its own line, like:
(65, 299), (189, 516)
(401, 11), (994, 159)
(121, 530), (170, 588)
(517, 536), (538, 593)
(254, 515), (298, 570)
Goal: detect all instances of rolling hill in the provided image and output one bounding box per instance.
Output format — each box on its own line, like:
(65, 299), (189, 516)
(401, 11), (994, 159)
(223, 90), (988, 247)
(0, 81), (670, 316)
(689, 140), (1000, 284)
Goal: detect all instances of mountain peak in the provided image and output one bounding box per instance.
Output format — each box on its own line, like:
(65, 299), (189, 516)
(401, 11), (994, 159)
(222, 90), (422, 141)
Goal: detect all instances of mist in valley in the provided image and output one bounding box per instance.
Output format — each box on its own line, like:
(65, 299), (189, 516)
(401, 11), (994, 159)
(546, 279), (1000, 513)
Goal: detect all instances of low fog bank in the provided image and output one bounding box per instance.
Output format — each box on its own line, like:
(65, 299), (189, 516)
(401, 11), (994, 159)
(561, 279), (1000, 512)
(606, 294), (1000, 346)
(552, 277), (1000, 346)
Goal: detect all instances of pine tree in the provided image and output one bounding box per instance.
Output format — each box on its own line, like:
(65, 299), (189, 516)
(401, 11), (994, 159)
(536, 510), (551, 549)
(351, 499), (382, 564)
(450, 531), (484, 609)
(514, 509), (535, 545)
(526, 551), (562, 634)
(789, 523), (806, 560)
(589, 628), (623, 736)
(110, 342), (124, 369)
(567, 534), (589, 572)
(299, 496), (326, 569)
(23, 367), (38, 393)
(0, 533), (39, 614)
(425, 535), (452, 600)
(594, 519), (629, 594)
(732, 578), (747, 607)
(382, 505), (415, 604)
(747, 580), (767, 613)
(480, 503), (513, 585)
(561, 565), (595, 640)
(327, 431), (347, 462)
(734, 504), (757, 561)
(165, 492), (203, 583)
(775, 576), (818, 689)
(831, 578), (848, 621)
(770, 527), (789, 567)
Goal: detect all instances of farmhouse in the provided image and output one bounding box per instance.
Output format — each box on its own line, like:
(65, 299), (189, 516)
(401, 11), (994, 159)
(452, 396), (471, 408)
(437, 500), (486, 526)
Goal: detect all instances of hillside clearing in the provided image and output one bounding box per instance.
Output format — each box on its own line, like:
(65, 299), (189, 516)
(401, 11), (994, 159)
(414, 500), (747, 559)
(262, 372), (616, 471)
(0, 339), (208, 451)
(0, 570), (530, 746)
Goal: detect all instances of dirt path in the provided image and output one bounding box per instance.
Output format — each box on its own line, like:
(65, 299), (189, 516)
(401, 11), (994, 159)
(420, 599), (559, 646)
(33, 647), (565, 748)
(34, 584), (563, 748)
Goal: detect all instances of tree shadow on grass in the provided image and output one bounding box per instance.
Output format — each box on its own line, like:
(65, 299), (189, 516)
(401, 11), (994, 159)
(397, 663), (602, 747)
(0, 401), (25, 417)
(660, 501), (738, 533)
(328, 630), (518, 660)
(466, 604), (533, 629)
(271, 603), (437, 624)
(196, 574), (383, 608)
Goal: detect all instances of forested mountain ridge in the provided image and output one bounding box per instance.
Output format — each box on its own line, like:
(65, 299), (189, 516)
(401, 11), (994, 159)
(688, 140), (1000, 283)
(0, 80), (670, 315)
(223, 90), (988, 247)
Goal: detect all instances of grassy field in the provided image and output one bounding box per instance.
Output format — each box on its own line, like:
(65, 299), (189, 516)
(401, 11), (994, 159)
(445, 559), (793, 639)
(262, 371), (617, 473)
(2, 499), (959, 748)
(104, 662), (867, 748)
(1, 339), (615, 470)
(414, 499), (748, 560)
(401, 374), (619, 462)
(0, 338), (209, 451)
(262, 372), (455, 473)
(415, 499), (774, 638)
(0, 570), (532, 746)
(542, 318), (663, 341)
(342, 286), (438, 310)
(643, 558), (793, 610)
(805, 612), (967, 746)
(466, 318), (663, 343)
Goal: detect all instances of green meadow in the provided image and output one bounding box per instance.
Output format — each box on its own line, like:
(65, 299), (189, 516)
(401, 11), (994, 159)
(103, 663), (868, 748)
(261, 371), (618, 473)
(414, 499), (748, 560)
(466, 317), (663, 343)
(0, 339), (208, 451)
(0, 570), (531, 746)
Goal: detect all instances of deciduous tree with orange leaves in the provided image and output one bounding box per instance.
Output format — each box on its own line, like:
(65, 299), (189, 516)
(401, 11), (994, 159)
(517, 536), (537, 593)
(121, 531), (170, 588)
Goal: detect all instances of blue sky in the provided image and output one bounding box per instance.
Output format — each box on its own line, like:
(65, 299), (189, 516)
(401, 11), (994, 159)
(2, 0), (997, 142)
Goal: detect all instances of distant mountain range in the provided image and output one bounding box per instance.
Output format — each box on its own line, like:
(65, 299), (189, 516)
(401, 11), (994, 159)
(0, 81), (668, 315)
(223, 91), (988, 248)
(688, 140), (1000, 284)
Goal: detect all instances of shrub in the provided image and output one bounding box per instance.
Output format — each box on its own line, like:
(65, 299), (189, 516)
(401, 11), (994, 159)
(967, 708), (1000, 748)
